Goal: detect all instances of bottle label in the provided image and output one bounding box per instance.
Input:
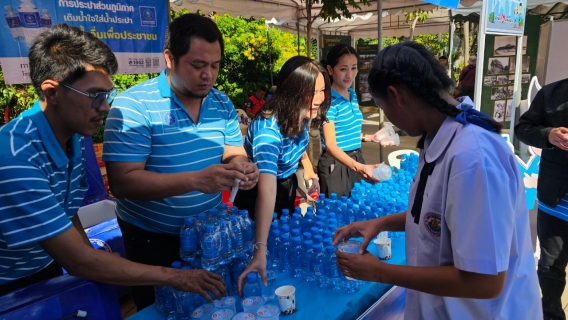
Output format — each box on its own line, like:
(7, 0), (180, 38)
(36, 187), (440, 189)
(40, 18), (51, 28)
(19, 12), (41, 28)
(6, 17), (21, 28)
(180, 236), (196, 251)
(313, 263), (323, 276)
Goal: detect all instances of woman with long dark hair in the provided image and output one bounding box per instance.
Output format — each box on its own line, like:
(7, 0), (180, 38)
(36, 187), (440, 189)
(234, 56), (331, 292)
(333, 42), (541, 319)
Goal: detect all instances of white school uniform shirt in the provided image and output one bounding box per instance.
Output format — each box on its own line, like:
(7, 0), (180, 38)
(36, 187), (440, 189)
(404, 116), (542, 320)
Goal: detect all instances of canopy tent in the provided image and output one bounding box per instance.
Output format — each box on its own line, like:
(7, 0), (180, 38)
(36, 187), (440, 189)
(170, 0), (568, 39)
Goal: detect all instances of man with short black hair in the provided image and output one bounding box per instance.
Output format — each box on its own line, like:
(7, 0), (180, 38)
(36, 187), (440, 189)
(103, 13), (259, 309)
(0, 24), (227, 301)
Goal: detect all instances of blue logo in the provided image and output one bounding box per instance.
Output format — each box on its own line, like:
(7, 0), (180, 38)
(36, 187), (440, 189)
(163, 112), (177, 126)
(139, 6), (157, 27)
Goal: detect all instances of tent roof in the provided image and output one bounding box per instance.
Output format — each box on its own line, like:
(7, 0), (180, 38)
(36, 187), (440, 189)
(171, 0), (568, 39)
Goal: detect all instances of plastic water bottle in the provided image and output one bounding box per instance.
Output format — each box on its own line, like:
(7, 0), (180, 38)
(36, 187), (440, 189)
(290, 237), (303, 278)
(40, 9), (51, 32)
(280, 224), (290, 240)
(206, 208), (219, 230)
(267, 229), (281, 270)
(4, 6), (24, 41)
(325, 246), (343, 291)
(213, 265), (232, 297)
(316, 193), (326, 211)
(239, 210), (254, 253)
(312, 234), (323, 250)
(281, 208), (290, 224)
(302, 211), (315, 234)
(290, 228), (301, 240)
(302, 241), (315, 282)
(229, 215), (244, 258)
(180, 217), (197, 263)
(290, 213), (302, 232)
(201, 224), (220, 271)
(243, 273), (261, 298)
(218, 220), (232, 265)
(231, 254), (247, 294)
(174, 262), (194, 319)
(279, 215), (288, 229)
(372, 163), (392, 181)
(279, 233), (291, 272)
(312, 246), (328, 288)
(323, 199), (334, 217)
(17, 0), (42, 47)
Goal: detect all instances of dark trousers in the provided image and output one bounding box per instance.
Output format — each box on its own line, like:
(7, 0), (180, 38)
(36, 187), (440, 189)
(117, 218), (181, 311)
(317, 148), (364, 198)
(0, 260), (63, 296)
(233, 174), (298, 220)
(537, 209), (568, 320)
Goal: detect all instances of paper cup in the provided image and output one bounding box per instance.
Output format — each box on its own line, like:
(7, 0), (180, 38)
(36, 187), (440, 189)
(275, 285), (296, 315)
(374, 238), (392, 260)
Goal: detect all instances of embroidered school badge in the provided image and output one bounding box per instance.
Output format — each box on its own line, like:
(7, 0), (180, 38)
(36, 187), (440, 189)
(423, 212), (441, 237)
(163, 111), (177, 126)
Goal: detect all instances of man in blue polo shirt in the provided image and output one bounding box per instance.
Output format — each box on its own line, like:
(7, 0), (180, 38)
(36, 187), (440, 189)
(0, 24), (227, 300)
(103, 13), (259, 309)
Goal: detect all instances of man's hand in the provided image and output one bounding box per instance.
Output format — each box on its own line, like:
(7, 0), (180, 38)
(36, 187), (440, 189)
(194, 163), (248, 193)
(173, 269), (227, 302)
(548, 127), (568, 151)
(239, 162), (260, 190)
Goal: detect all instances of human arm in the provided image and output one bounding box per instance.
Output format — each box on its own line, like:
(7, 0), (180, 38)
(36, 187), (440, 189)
(300, 151), (318, 181)
(332, 212), (406, 253)
(335, 252), (506, 299)
(245, 99), (256, 119)
(237, 173), (276, 296)
(321, 121), (380, 183)
(70, 214), (91, 247)
(222, 145), (259, 190)
(40, 226), (227, 301)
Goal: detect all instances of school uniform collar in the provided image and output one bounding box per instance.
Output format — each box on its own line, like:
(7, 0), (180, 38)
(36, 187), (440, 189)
(29, 101), (81, 169)
(423, 116), (460, 163)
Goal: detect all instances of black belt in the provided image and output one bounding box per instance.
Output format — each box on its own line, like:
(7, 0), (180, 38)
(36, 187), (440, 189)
(323, 148), (360, 156)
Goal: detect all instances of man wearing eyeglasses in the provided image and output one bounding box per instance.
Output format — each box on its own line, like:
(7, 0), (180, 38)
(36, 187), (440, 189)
(0, 24), (228, 302)
(103, 14), (260, 309)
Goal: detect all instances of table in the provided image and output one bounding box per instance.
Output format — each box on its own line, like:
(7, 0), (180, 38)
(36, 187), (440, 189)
(128, 236), (406, 320)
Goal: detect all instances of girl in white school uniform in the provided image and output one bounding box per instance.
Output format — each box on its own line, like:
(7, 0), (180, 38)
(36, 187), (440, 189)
(333, 42), (542, 319)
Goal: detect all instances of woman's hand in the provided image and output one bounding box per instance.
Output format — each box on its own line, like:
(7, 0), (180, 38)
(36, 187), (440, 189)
(332, 219), (383, 254)
(355, 163), (381, 184)
(237, 250), (267, 297)
(335, 250), (382, 282)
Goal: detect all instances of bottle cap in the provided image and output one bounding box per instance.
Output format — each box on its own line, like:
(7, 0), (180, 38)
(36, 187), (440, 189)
(184, 217), (194, 225)
(246, 273), (257, 283)
(205, 224), (214, 232)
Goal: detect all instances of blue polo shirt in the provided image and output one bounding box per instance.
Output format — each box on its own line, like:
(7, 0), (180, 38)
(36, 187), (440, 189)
(245, 114), (308, 179)
(321, 87), (363, 151)
(0, 102), (88, 285)
(103, 70), (243, 235)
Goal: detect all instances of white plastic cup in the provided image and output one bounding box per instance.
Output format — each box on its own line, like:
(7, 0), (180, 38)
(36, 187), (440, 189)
(256, 304), (281, 320)
(373, 124), (400, 146)
(210, 308), (234, 320)
(372, 164), (392, 181)
(241, 296), (264, 314)
(337, 240), (361, 254)
(374, 238), (392, 260)
(232, 312), (256, 320)
(191, 303), (215, 319)
(275, 285), (296, 315)
(213, 296), (237, 314)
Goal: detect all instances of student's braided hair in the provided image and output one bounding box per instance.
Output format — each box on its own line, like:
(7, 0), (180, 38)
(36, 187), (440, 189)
(368, 42), (502, 147)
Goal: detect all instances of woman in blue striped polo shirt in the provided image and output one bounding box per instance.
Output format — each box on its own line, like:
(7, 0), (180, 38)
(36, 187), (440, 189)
(234, 56), (331, 293)
(318, 44), (381, 197)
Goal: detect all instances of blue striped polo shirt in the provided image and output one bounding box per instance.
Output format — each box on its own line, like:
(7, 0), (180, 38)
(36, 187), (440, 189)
(245, 114), (309, 179)
(321, 87), (363, 151)
(539, 191), (568, 222)
(103, 70), (243, 235)
(0, 102), (89, 285)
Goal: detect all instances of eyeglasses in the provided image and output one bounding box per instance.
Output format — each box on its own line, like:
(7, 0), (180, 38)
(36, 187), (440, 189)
(59, 82), (118, 109)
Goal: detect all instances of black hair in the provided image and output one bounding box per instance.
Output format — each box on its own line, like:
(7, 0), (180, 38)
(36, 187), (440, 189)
(164, 13), (224, 64)
(29, 24), (118, 100)
(255, 85), (267, 93)
(325, 44), (358, 84)
(368, 42), (502, 148)
(259, 56), (331, 138)
(439, 55), (448, 60)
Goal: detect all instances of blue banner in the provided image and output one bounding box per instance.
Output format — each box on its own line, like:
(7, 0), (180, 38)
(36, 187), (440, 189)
(421, 0), (460, 10)
(0, 0), (168, 84)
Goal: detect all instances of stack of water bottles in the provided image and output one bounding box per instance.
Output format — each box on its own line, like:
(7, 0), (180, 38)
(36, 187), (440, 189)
(155, 153), (419, 319)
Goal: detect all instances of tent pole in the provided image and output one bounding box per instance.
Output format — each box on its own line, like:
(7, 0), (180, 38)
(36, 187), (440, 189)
(510, 35), (523, 141)
(448, 10), (453, 77)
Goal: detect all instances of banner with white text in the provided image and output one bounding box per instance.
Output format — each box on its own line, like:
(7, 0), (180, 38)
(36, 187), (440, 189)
(0, 0), (168, 84)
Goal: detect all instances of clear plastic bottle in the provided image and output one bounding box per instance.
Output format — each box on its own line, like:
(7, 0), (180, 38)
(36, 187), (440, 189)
(174, 263), (194, 320)
(267, 229), (281, 271)
(229, 215), (244, 258)
(40, 8), (51, 32)
(290, 236), (303, 278)
(180, 217), (197, 263)
(325, 246), (343, 291)
(17, 0), (42, 46)
(242, 273), (261, 298)
(280, 224), (290, 240)
(302, 210), (315, 234)
(289, 213), (302, 232)
(280, 208), (290, 226)
(4, 5), (24, 41)
(278, 233), (291, 273)
(201, 224), (220, 271)
(239, 210), (254, 253)
(213, 265), (233, 297)
(231, 254), (247, 294)
(312, 246), (328, 288)
(301, 240), (315, 282)
(218, 220), (233, 265)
